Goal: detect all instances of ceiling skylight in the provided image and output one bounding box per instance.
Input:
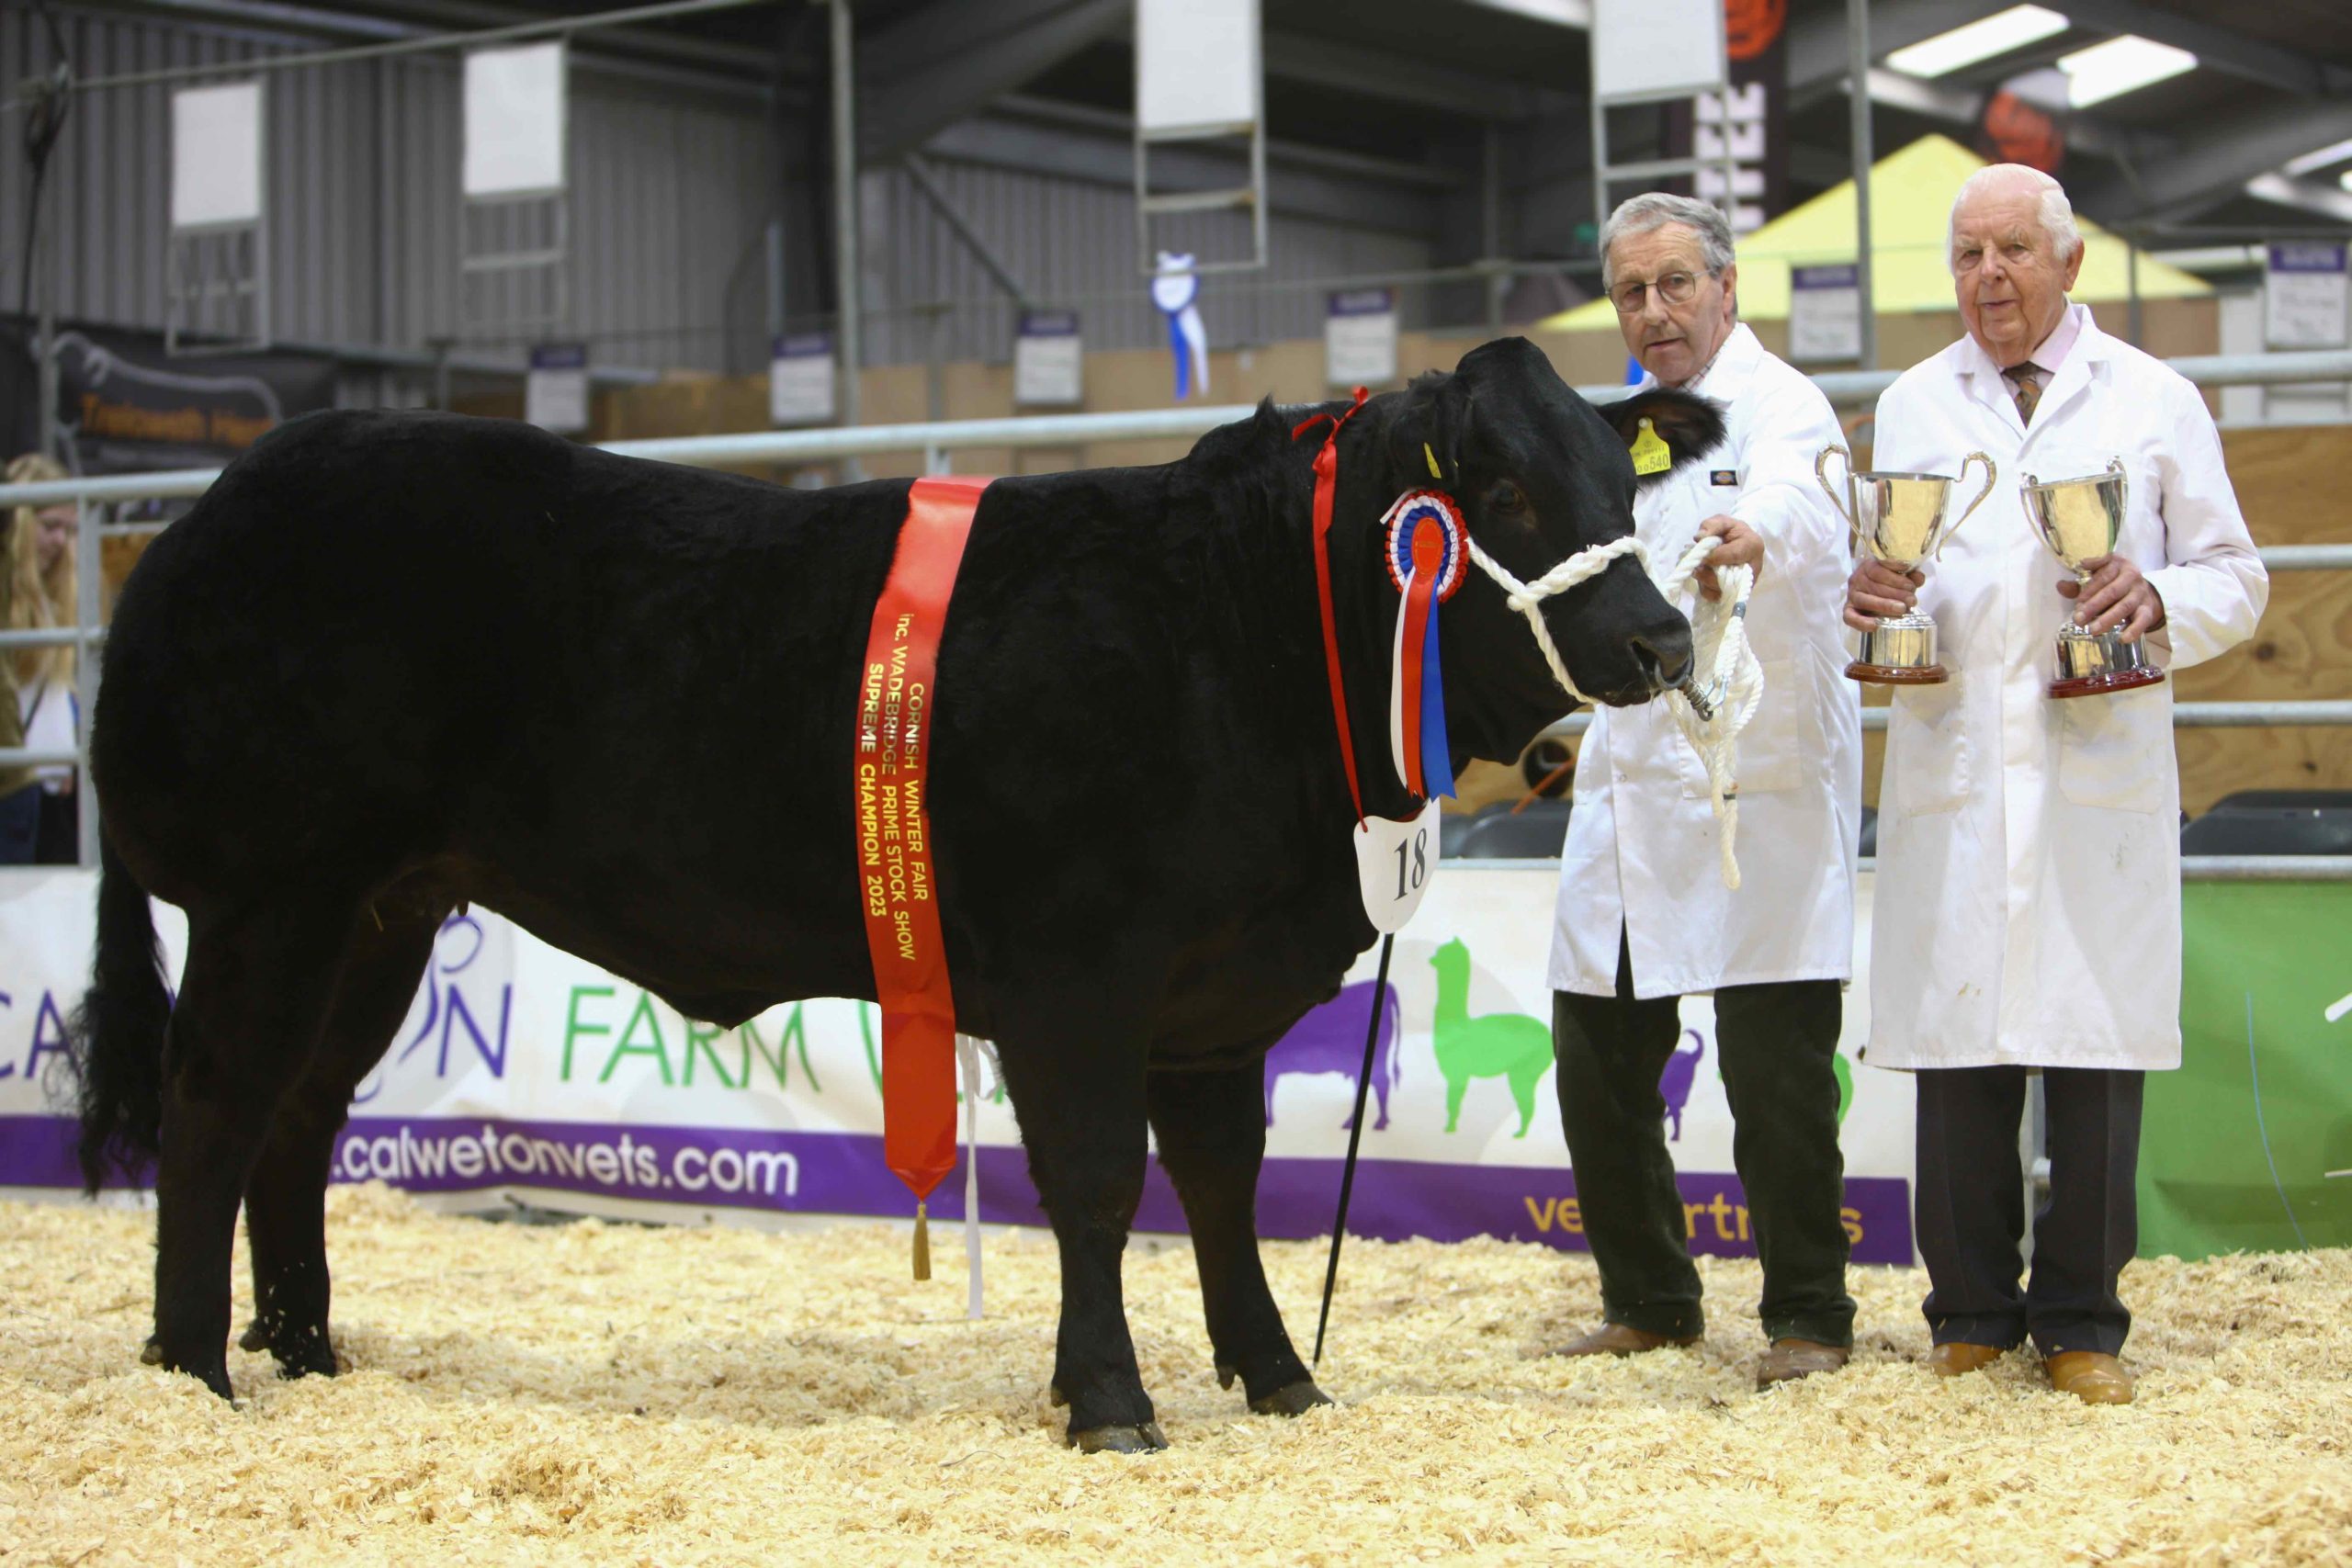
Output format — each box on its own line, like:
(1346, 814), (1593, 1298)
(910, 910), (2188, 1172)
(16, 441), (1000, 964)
(2056, 35), (2198, 107)
(1886, 6), (2070, 78)
(2286, 139), (2352, 176)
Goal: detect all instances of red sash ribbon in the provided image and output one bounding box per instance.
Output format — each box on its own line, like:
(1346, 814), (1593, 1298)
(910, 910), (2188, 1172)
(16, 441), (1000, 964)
(1293, 387), (1372, 821)
(856, 475), (989, 1206)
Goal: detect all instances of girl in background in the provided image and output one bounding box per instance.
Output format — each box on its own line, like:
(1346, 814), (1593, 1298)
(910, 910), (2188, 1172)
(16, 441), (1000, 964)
(6, 453), (79, 863)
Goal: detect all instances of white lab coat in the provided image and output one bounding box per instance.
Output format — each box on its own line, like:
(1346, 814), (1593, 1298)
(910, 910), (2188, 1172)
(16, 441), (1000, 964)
(1868, 307), (2268, 1071)
(1550, 324), (1862, 998)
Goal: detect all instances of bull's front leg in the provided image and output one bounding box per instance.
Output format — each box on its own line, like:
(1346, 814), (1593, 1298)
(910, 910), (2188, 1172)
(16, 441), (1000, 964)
(1148, 1062), (1332, 1416)
(995, 1013), (1162, 1452)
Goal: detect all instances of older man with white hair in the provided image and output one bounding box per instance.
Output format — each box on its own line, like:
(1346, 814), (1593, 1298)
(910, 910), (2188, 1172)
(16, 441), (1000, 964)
(1850, 165), (2267, 1404)
(1549, 192), (1861, 1390)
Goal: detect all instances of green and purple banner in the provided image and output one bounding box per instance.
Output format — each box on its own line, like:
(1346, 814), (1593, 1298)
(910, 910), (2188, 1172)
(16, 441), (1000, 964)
(0, 866), (1917, 1263)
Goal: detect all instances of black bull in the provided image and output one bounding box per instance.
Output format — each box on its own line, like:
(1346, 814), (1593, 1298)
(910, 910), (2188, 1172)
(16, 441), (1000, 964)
(70, 336), (1724, 1450)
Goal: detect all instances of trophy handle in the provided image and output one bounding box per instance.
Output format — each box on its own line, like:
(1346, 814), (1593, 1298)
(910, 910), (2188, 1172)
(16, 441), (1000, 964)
(1939, 451), (1998, 555)
(2106, 456), (2129, 520)
(1815, 446), (1856, 538)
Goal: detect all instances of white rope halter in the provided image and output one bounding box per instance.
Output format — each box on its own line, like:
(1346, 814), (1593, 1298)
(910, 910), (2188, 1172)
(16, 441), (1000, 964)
(1463, 531), (1763, 889)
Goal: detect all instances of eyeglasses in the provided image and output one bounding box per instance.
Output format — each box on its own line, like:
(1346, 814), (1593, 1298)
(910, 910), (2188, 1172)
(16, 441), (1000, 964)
(1609, 270), (1704, 314)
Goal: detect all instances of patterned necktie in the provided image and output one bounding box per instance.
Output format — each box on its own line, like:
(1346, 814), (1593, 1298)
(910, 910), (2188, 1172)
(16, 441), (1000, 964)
(2005, 361), (2046, 425)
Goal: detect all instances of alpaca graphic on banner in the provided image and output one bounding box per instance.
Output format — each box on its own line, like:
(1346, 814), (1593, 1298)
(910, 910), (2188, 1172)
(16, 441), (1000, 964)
(1430, 938), (1552, 1137)
(1658, 1029), (1704, 1142)
(1261, 979), (1402, 1129)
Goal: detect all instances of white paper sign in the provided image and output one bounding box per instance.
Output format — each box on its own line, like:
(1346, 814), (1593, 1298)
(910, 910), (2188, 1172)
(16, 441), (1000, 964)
(769, 333), (838, 425)
(171, 83), (264, 231)
(1591, 0), (1725, 99)
(1354, 801), (1438, 933)
(2265, 243), (2348, 350)
(464, 41), (568, 198)
(525, 344), (589, 434)
(1789, 264), (1862, 363)
(1136, 0), (1260, 133)
(1326, 288), (1399, 389)
(1013, 311), (1083, 407)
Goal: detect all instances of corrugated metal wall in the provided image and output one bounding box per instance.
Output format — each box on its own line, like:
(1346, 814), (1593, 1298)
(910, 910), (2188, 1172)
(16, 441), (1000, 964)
(0, 6), (778, 374)
(3, 7), (1433, 378)
(862, 160), (1436, 366)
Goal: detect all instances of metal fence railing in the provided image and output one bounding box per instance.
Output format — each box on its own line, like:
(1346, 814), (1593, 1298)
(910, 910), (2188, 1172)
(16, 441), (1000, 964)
(4, 347), (2347, 874)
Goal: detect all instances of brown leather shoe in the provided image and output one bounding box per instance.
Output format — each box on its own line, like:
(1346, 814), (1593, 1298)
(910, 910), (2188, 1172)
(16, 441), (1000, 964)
(2046, 1350), (2133, 1405)
(1756, 1338), (1849, 1389)
(1552, 1322), (1700, 1358)
(1924, 1341), (2007, 1378)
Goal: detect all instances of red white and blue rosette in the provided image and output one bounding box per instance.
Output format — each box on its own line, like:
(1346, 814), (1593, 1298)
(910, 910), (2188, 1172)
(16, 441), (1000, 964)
(1380, 490), (1468, 799)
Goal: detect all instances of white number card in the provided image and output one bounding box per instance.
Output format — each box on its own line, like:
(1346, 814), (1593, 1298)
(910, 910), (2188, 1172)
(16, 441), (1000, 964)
(1353, 801), (1436, 933)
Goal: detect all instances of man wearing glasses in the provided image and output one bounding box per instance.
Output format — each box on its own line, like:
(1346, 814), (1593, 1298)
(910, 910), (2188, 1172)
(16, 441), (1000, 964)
(1547, 193), (1863, 1389)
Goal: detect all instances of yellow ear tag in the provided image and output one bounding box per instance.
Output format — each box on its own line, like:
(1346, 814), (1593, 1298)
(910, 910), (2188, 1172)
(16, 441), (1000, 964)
(1630, 417), (1672, 476)
(1423, 442), (1443, 480)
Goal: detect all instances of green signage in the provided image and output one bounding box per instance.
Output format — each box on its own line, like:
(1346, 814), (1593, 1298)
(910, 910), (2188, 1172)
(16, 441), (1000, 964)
(2140, 882), (2352, 1259)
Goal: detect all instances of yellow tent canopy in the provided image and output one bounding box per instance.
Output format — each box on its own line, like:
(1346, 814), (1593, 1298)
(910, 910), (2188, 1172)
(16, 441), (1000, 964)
(1541, 134), (2208, 331)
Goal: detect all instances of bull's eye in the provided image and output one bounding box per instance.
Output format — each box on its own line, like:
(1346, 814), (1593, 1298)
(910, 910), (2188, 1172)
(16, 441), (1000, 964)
(1488, 479), (1532, 518)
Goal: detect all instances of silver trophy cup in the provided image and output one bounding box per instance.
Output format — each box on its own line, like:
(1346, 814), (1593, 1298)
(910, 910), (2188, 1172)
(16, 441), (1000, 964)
(1817, 446), (1997, 684)
(2019, 458), (2165, 699)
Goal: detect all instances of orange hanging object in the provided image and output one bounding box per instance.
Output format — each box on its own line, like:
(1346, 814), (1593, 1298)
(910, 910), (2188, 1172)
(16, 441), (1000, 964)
(856, 475), (989, 1272)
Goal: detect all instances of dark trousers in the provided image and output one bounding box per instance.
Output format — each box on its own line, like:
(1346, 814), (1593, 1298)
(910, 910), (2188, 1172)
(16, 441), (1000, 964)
(33, 788), (76, 865)
(1915, 1065), (2143, 1357)
(0, 784), (39, 865)
(1552, 932), (1856, 1346)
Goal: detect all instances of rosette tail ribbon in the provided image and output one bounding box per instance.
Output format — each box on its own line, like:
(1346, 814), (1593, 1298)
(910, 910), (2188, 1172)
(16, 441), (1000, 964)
(1382, 491), (1468, 800)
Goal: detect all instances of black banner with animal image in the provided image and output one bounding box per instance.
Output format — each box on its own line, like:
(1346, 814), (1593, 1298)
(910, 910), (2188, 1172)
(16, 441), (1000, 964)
(0, 316), (337, 476)
(1657, 0), (1792, 234)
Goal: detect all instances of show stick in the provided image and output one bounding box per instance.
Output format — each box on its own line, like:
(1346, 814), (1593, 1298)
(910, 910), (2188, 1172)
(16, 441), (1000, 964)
(1312, 931), (1394, 1369)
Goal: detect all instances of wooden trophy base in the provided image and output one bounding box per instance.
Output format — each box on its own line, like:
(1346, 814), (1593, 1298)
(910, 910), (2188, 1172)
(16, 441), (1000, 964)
(2048, 666), (2165, 700)
(1846, 661), (1949, 685)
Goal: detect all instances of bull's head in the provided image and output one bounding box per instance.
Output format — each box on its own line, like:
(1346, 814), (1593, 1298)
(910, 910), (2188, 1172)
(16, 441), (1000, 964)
(1363, 336), (1723, 764)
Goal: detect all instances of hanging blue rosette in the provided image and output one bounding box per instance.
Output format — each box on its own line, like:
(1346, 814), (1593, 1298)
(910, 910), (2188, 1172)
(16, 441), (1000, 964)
(1151, 251), (1210, 400)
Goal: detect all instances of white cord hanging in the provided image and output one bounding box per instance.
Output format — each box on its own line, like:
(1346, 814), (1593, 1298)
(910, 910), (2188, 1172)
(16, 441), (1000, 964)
(955, 1032), (1000, 1321)
(1649, 537), (1763, 891)
(1464, 529), (1762, 889)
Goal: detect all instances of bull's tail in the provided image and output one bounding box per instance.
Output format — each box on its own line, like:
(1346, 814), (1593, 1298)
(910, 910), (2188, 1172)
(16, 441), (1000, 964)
(68, 826), (173, 1191)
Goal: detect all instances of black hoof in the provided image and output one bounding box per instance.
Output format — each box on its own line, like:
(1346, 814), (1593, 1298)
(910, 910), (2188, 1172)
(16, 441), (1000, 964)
(237, 1318), (271, 1353)
(1249, 1380), (1334, 1417)
(1048, 1381), (1067, 1408)
(1069, 1421), (1170, 1454)
(272, 1336), (340, 1380)
(145, 1335), (234, 1399)
(1215, 1362), (1238, 1391)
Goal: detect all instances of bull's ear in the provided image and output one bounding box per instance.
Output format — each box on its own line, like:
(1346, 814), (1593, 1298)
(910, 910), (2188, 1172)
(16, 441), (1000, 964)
(1385, 369), (1474, 491)
(1598, 388), (1726, 488)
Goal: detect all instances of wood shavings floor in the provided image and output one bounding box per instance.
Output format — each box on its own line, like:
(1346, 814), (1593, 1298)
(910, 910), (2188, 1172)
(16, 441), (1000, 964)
(2, 1186), (2346, 1566)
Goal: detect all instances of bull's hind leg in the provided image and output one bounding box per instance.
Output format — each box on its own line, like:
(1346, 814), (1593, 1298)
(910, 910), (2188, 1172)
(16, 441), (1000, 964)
(995, 1013), (1160, 1452)
(239, 905), (444, 1378)
(1148, 1064), (1330, 1417)
(149, 898), (356, 1398)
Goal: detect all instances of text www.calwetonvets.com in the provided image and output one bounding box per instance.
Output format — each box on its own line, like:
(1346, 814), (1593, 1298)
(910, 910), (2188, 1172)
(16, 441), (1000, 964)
(334, 1122), (798, 1201)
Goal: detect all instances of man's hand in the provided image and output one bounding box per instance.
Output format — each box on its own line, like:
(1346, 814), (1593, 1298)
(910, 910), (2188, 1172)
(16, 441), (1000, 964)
(2057, 554), (2165, 640)
(1695, 514), (1764, 602)
(1845, 558), (1925, 632)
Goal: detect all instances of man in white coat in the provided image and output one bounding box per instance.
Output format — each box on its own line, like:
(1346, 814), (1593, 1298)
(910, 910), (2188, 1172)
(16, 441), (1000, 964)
(1550, 193), (1863, 1389)
(1849, 164), (2267, 1405)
